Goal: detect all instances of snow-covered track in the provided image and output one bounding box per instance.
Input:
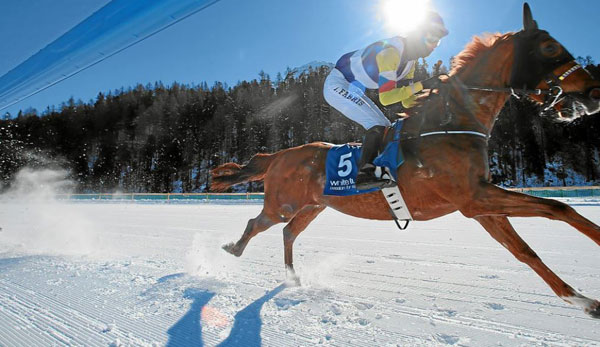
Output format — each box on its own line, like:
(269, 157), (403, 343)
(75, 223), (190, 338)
(0, 201), (599, 346)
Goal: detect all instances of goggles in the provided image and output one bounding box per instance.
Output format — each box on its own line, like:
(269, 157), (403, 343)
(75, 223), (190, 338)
(423, 32), (441, 48)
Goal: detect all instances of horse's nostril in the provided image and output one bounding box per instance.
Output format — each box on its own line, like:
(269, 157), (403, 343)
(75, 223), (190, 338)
(589, 88), (600, 100)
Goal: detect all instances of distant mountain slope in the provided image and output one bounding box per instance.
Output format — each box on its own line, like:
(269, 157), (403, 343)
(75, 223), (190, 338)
(288, 61), (334, 78)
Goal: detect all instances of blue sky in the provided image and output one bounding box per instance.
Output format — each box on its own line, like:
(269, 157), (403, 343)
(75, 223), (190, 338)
(1, 0), (598, 116)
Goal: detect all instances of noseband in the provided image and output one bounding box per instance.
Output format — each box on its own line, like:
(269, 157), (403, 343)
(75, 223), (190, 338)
(400, 30), (591, 171)
(416, 30), (588, 141)
(462, 62), (583, 114)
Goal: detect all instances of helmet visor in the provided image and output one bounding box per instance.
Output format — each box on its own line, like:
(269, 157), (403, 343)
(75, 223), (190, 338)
(423, 32), (442, 48)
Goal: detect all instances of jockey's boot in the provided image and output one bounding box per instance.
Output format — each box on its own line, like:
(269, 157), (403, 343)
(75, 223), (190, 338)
(356, 125), (394, 190)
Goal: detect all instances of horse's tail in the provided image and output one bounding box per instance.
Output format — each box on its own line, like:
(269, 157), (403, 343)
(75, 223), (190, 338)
(210, 152), (279, 192)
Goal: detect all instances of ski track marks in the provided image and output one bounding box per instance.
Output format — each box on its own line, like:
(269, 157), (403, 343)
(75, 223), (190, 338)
(0, 201), (599, 346)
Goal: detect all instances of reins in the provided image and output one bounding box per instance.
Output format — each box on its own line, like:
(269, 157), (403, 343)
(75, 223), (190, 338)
(420, 130), (488, 138)
(394, 28), (588, 180)
(464, 84), (551, 96)
(462, 63), (583, 113)
(464, 63), (581, 97)
(409, 61), (583, 141)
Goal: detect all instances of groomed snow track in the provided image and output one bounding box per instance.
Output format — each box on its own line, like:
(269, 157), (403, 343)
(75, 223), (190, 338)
(0, 200), (599, 346)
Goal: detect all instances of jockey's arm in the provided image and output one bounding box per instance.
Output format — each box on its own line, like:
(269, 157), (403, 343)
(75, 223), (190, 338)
(376, 48), (423, 107)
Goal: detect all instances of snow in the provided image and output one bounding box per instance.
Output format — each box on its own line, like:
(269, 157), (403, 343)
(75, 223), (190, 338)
(288, 61), (333, 79)
(1, 198), (600, 346)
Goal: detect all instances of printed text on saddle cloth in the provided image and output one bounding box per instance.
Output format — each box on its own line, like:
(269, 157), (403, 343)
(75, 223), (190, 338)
(324, 120), (405, 196)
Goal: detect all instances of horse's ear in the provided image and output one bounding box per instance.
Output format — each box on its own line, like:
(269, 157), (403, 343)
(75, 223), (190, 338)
(522, 2), (539, 31)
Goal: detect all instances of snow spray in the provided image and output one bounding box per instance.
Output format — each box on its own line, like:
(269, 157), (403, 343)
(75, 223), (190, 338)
(0, 167), (98, 255)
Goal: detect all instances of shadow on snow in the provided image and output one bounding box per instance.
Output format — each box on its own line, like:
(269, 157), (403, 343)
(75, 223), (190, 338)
(167, 288), (216, 347)
(166, 284), (287, 347)
(218, 284), (286, 347)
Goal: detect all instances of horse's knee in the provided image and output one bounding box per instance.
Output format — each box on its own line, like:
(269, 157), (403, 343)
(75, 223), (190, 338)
(548, 200), (570, 214)
(278, 204), (297, 222)
(264, 204), (296, 223)
(533, 199), (572, 219)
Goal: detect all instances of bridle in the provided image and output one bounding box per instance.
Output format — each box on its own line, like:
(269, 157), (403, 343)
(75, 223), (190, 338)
(410, 30), (589, 142)
(395, 3), (599, 173)
(400, 57), (584, 169)
(462, 62), (584, 114)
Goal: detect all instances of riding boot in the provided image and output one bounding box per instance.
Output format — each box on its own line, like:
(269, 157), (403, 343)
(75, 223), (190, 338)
(356, 125), (393, 190)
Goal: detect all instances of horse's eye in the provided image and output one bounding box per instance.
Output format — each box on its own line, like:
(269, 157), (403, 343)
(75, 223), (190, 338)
(540, 41), (562, 58)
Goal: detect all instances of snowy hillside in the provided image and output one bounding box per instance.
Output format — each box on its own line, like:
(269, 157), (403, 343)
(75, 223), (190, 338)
(288, 60), (333, 79)
(1, 199), (599, 346)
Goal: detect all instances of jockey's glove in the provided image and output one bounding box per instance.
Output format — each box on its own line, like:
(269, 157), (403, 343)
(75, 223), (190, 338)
(401, 95), (417, 108)
(421, 76), (441, 90)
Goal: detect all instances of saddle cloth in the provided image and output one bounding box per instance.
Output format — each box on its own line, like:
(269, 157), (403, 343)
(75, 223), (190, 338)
(323, 144), (378, 196)
(322, 120), (412, 222)
(323, 119), (405, 196)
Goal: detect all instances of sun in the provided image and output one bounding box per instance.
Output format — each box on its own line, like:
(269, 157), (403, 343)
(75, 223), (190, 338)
(379, 0), (431, 35)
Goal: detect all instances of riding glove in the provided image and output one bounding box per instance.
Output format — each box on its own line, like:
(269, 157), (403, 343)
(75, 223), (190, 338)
(421, 76), (441, 90)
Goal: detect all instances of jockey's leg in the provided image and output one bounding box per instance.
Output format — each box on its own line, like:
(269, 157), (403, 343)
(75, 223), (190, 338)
(356, 125), (394, 190)
(475, 215), (600, 316)
(323, 69), (391, 130)
(222, 209), (279, 257)
(282, 205), (326, 285)
(323, 69), (393, 190)
(458, 182), (600, 246)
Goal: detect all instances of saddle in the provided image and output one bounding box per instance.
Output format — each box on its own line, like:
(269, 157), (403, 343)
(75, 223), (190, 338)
(323, 119), (412, 228)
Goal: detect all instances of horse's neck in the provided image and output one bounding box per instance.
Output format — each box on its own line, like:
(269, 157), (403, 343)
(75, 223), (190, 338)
(452, 40), (515, 132)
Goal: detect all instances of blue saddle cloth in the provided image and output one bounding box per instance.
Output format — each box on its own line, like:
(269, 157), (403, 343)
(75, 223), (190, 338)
(324, 120), (405, 196)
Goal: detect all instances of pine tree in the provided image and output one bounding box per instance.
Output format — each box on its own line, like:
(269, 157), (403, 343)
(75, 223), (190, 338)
(2, 58), (598, 193)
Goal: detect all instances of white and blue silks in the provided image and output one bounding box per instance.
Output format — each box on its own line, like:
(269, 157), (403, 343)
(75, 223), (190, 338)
(323, 36), (421, 130)
(323, 68), (392, 130)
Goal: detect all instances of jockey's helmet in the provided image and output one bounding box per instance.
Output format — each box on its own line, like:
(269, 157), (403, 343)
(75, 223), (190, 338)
(422, 11), (448, 40)
(417, 10), (448, 49)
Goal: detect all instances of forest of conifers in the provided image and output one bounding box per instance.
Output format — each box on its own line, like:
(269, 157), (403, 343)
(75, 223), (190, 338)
(1, 58), (599, 193)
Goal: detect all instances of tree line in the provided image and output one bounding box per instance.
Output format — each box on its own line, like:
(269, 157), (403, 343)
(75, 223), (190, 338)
(1, 57), (599, 193)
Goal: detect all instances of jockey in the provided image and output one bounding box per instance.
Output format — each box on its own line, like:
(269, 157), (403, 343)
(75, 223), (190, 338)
(323, 10), (449, 190)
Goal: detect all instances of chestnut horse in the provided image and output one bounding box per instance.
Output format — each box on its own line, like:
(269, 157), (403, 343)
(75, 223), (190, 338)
(211, 4), (600, 317)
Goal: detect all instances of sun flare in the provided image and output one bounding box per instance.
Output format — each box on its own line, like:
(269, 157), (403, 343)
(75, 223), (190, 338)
(380, 0), (431, 35)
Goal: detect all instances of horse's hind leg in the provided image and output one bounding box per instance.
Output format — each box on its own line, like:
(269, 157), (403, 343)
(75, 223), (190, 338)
(222, 209), (279, 257)
(283, 205), (326, 285)
(475, 215), (600, 318)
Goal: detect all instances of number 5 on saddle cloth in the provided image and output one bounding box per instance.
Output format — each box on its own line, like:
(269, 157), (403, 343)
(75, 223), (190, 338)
(324, 120), (412, 227)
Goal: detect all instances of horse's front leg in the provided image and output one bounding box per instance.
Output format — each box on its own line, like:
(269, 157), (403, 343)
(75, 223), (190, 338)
(460, 183), (600, 246)
(475, 215), (600, 317)
(282, 205), (326, 286)
(222, 210), (279, 257)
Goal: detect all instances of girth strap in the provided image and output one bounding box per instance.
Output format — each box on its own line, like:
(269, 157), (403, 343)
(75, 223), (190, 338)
(420, 130), (488, 139)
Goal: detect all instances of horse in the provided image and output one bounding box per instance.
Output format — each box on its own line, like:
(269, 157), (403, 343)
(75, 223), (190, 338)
(210, 3), (600, 317)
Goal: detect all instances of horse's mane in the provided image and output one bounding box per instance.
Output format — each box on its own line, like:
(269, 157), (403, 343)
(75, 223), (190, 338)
(403, 32), (514, 118)
(449, 32), (514, 76)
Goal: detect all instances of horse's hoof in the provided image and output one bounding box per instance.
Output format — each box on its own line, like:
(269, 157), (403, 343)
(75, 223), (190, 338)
(586, 302), (600, 318)
(285, 266), (301, 287)
(222, 242), (241, 257)
(285, 276), (301, 287)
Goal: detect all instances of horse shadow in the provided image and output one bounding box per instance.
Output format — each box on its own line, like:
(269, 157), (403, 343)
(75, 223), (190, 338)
(166, 288), (216, 347)
(218, 284), (286, 347)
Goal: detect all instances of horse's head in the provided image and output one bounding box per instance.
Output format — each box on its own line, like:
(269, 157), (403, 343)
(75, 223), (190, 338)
(511, 3), (600, 120)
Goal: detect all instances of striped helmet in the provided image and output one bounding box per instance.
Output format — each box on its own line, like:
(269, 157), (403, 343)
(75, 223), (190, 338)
(422, 11), (449, 38)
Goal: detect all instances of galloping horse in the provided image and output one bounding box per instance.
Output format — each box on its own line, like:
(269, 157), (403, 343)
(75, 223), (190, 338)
(211, 3), (600, 317)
